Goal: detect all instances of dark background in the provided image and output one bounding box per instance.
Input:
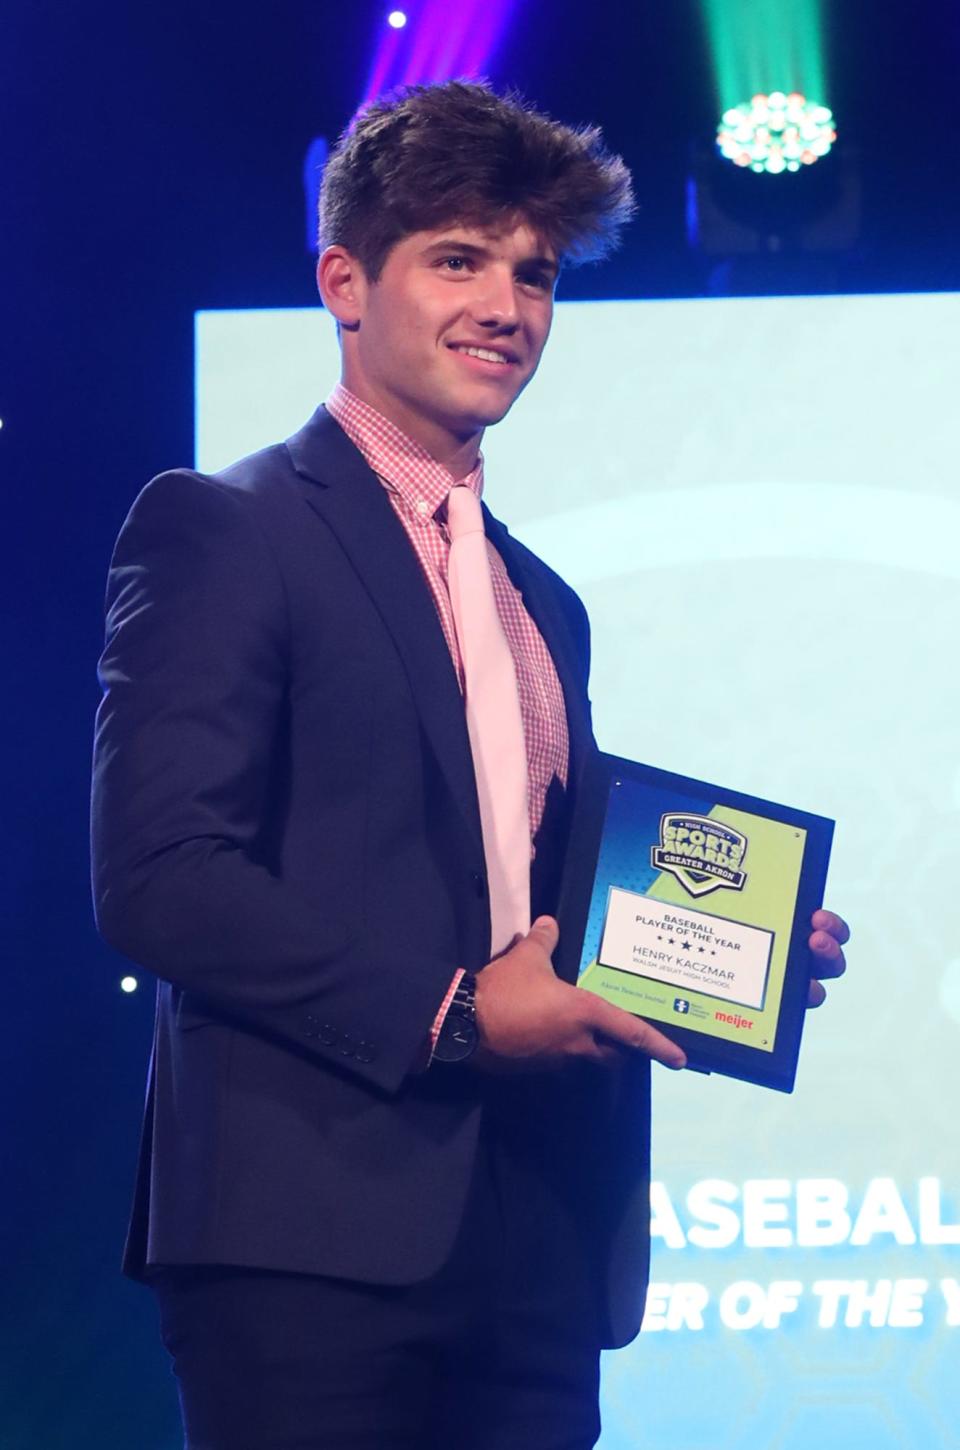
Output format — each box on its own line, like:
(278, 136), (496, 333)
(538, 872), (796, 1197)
(2, 2), (957, 1444)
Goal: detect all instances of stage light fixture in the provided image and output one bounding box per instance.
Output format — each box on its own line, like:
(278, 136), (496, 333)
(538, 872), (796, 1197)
(717, 91), (836, 174)
(387, 8), (407, 25)
(120, 976), (139, 993)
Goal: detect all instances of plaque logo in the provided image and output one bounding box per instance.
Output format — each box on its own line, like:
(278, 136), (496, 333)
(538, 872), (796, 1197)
(651, 814), (748, 898)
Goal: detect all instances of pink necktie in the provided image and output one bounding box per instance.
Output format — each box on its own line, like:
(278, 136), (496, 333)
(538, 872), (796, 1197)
(446, 484), (531, 956)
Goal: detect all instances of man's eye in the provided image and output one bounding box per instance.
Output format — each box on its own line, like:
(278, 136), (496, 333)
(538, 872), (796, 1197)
(441, 256), (470, 272)
(519, 271), (551, 291)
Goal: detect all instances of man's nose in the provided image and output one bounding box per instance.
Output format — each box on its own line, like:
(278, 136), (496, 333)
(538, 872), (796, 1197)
(469, 269), (520, 330)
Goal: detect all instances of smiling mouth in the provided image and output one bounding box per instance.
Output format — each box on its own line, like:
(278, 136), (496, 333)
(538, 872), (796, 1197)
(448, 343), (516, 366)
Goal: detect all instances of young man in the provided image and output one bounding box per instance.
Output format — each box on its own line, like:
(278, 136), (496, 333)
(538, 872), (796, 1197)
(92, 82), (847, 1450)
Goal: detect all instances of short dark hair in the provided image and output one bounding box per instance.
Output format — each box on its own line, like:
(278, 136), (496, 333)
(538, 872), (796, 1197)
(318, 80), (635, 280)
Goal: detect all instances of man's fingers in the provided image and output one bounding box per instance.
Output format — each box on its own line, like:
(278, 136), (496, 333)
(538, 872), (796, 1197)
(807, 978), (827, 1009)
(587, 995), (686, 1069)
(809, 932), (846, 980)
(811, 909), (850, 945)
(584, 1038), (627, 1066)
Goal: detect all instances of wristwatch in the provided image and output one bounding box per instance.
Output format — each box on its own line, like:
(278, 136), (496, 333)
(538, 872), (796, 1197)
(432, 972), (479, 1063)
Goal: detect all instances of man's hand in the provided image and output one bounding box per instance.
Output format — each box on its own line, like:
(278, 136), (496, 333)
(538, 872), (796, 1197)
(473, 917), (687, 1071)
(806, 909), (849, 1007)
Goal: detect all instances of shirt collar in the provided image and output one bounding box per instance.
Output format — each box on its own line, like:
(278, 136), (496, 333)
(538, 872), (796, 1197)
(326, 383), (484, 521)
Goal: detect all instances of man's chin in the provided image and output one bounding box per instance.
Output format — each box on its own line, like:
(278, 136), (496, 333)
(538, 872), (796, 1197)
(450, 395), (519, 434)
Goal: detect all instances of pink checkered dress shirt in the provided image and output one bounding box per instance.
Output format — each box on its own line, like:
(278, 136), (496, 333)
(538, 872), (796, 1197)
(325, 384), (571, 1048)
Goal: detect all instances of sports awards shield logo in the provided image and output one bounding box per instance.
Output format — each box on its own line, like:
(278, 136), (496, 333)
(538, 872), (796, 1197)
(651, 814), (748, 898)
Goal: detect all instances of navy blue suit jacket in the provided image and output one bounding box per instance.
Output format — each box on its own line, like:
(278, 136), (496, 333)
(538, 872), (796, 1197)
(91, 406), (651, 1347)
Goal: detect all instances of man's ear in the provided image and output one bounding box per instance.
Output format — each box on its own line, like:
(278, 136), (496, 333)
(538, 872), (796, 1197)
(316, 246), (366, 330)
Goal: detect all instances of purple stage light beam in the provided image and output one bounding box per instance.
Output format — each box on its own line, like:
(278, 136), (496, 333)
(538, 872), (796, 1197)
(364, 18), (408, 104)
(363, 0), (520, 104)
(459, 0), (515, 81)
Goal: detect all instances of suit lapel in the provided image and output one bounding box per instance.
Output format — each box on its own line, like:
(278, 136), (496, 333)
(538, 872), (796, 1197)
(285, 408), (484, 854)
(285, 406), (595, 852)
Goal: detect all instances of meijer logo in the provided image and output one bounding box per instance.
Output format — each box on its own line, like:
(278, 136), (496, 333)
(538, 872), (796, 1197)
(715, 1010), (754, 1030)
(651, 814), (748, 899)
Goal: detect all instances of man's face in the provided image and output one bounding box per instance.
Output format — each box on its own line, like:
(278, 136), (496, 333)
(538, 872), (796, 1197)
(336, 220), (558, 464)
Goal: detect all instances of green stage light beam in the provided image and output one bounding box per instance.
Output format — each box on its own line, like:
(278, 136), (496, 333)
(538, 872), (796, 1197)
(700, 0), (826, 110)
(700, 0), (832, 173)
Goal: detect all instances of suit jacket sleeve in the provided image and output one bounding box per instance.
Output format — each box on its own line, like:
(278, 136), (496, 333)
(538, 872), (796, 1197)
(91, 469), (459, 1095)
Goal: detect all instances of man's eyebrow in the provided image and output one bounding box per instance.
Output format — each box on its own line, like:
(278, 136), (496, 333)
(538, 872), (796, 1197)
(420, 239), (559, 275)
(420, 239), (488, 257)
(520, 253), (560, 278)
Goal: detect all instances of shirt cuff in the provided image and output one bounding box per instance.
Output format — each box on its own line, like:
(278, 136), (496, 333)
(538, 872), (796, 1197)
(426, 969), (466, 1067)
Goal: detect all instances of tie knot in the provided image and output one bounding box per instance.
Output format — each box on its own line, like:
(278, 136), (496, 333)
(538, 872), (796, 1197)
(447, 484), (485, 540)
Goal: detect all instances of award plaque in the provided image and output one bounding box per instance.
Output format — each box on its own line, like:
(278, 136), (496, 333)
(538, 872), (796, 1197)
(556, 753), (834, 1093)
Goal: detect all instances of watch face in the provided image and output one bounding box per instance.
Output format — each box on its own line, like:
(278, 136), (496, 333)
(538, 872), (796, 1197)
(433, 1012), (479, 1063)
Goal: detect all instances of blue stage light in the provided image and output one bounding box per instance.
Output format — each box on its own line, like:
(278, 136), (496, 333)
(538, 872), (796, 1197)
(387, 9), (407, 26)
(303, 136), (329, 253)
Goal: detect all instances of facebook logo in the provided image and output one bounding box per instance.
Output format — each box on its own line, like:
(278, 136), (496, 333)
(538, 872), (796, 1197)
(674, 998), (690, 1014)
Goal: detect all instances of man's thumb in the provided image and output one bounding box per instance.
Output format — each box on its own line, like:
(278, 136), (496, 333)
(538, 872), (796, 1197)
(528, 916), (559, 952)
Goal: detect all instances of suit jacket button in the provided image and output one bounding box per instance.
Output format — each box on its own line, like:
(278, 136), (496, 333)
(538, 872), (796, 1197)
(319, 1023), (338, 1046)
(355, 1040), (376, 1063)
(338, 1033), (355, 1057)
